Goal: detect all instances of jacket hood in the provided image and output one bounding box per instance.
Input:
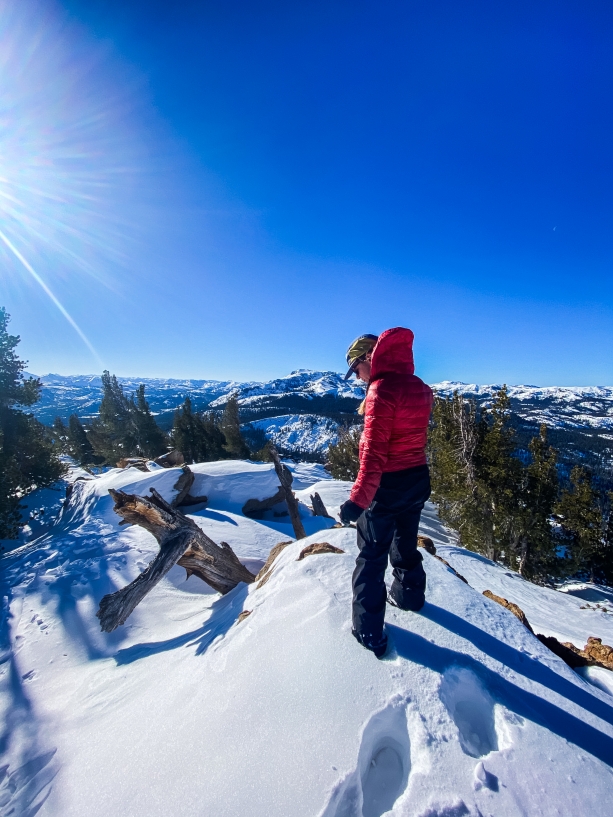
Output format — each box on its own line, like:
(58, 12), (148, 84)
(370, 327), (415, 381)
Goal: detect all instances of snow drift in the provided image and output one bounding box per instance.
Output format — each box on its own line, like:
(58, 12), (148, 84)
(1, 461), (613, 816)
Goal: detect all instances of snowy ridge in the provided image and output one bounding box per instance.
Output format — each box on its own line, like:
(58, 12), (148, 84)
(434, 381), (613, 430)
(244, 413), (341, 453)
(30, 370), (365, 424)
(30, 373), (613, 434)
(2, 460), (613, 816)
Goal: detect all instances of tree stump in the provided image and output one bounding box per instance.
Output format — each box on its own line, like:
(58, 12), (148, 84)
(96, 487), (255, 632)
(310, 492), (332, 518)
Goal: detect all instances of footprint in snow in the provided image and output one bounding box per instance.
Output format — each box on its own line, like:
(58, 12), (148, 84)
(439, 667), (498, 758)
(320, 698), (411, 817)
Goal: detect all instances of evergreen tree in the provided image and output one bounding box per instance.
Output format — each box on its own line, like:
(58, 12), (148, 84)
(469, 386), (522, 562)
(67, 414), (98, 466)
(130, 384), (167, 459)
(428, 391), (477, 532)
(0, 308), (65, 538)
(220, 395), (250, 459)
(89, 370), (135, 463)
(172, 398), (226, 463)
(600, 493), (613, 585)
(555, 466), (603, 581)
(327, 425), (362, 481)
(514, 425), (559, 581)
(52, 416), (70, 453)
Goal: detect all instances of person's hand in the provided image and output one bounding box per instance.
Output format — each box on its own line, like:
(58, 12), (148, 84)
(339, 499), (365, 525)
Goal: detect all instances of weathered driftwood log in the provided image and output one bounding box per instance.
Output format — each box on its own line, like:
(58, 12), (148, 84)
(269, 445), (306, 539)
(170, 465), (208, 508)
(117, 457), (150, 471)
(96, 487), (255, 632)
(310, 492), (332, 518)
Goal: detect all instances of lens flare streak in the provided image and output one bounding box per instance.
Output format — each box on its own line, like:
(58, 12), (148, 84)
(0, 228), (102, 366)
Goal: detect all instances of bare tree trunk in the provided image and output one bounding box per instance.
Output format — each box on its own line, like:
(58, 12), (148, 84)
(518, 536), (529, 577)
(96, 487), (255, 632)
(310, 492), (332, 518)
(269, 446), (307, 539)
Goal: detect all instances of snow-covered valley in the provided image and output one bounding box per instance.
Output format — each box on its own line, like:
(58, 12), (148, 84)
(2, 460), (613, 816)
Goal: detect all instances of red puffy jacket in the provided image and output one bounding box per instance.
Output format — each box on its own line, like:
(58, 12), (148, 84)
(350, 327), (433, 509)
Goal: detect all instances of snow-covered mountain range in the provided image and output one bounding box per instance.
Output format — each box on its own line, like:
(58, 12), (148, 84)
(22, 371), (613, 460)
(30, 372), (613, 433)
(29, 370), (366, 425)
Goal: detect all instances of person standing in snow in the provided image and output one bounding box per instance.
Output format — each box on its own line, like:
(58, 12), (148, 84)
(339, 328), (433, 658)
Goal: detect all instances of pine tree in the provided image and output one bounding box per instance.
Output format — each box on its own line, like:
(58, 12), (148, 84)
(67, 414), (98, 466)
(555, 466), (603, 581)
(468, 386), (522, 562)
(600, 493), (613, 585)
(220, 395), (250, 459)
(171, 398), (227, 464)
(514, 425), (559, 581)
(89, 371), (135, 463)
(52, 416), (69, 453)
(130, 384), (167, 459)
(428, 391), (477, 532)
(0, 307), (65, 538)
(327, 425), (362, 481)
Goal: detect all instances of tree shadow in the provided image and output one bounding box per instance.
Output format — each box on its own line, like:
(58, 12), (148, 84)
(420, 604), (613, 726)
(192, 509), (239, 526)
(114, 582), (250, 665)
(388, 620), (613, 767)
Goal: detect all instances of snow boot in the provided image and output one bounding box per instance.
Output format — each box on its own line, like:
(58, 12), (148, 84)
(352, 629), (388, 659)
(387, 578), (426, 612)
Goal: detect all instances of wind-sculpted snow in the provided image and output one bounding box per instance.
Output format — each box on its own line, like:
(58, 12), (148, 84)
(2, 460), (613, 816)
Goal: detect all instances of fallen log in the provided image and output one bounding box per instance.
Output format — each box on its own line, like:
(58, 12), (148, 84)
(269, 445), (306, 539)
(96, 487), (255, 632)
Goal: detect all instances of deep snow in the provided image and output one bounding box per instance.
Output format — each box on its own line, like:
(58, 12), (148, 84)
(1, 461), (613, 816)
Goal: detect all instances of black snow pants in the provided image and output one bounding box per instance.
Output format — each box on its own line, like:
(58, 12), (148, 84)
(351, 464), (431, 640)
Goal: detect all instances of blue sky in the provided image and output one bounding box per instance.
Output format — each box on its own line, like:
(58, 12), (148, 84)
(1, 0), (612, 384)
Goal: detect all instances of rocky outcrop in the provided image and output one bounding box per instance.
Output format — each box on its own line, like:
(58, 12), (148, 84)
(255, 541), (293, 588)
(482, 589), (613, 673)
(417, 535), (436, 555)
(483, 590), (534, 633)
(297, 542), (345, 560)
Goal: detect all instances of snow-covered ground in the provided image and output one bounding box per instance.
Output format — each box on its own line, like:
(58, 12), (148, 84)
(2, 461), (613, 816)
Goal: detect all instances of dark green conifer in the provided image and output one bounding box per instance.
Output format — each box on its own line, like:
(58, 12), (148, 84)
(514, 425), (559, 581)
(52, 416), (69, 453)
(555, 466), (603, 581)
(172, 398), (226, 463)
(0, 307), (65, 538)
(220, 395), (250, 459)
(67, 414), (97, 466)
(130, 384), (167, 459)
(327, 425), (362, 481)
